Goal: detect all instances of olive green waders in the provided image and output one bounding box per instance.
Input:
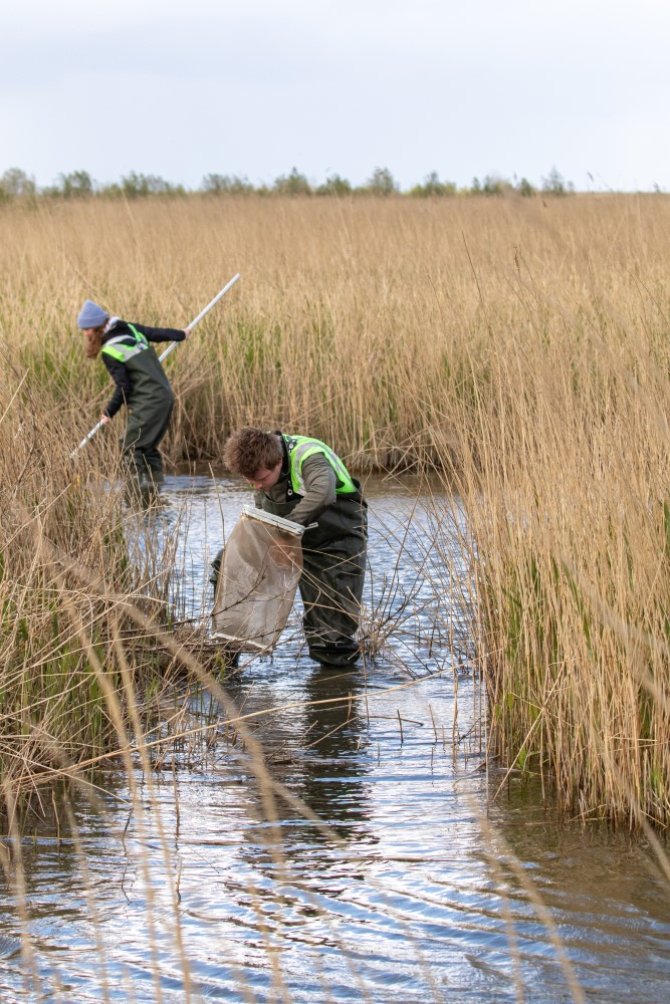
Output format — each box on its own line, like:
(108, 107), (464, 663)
(210, 496), (367, 667)
(299, 499), (367, 667)
(102, 326), (175, 481)
(261, 494), (367, 668)
(123, 399), (174, 480)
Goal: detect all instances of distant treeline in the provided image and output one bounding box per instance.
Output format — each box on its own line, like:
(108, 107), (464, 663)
(0, 165), (579, 201)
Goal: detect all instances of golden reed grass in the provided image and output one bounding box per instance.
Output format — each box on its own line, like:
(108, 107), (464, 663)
(1, 193), (670, 830)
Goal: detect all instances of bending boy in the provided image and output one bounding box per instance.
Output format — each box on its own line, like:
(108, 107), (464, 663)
(223, 427), (368, 669)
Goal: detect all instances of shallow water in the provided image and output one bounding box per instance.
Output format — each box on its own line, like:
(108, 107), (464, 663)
(1, 475), (669, 1002)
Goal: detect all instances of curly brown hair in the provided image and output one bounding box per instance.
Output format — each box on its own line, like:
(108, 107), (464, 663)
(223, 428), (283, 478)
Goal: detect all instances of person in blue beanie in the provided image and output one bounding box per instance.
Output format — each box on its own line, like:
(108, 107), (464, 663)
(77, 299), (190, 482)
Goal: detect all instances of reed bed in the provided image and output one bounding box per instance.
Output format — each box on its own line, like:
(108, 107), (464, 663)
(2, 192), (670, 833)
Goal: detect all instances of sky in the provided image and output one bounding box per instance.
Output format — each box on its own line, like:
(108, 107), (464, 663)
(2, 0), (669, 193)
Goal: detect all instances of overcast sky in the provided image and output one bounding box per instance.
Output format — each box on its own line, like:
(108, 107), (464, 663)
(2, 0), (669, 192)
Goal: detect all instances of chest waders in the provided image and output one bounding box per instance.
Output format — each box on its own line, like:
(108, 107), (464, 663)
(101, 324), (175, 480)
(264, 435), (368, 669)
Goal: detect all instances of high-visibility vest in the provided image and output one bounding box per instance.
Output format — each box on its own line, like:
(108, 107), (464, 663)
(100, 323), (150, 363)
(283, 435), (358, 498)
(101, 323), (173, 408)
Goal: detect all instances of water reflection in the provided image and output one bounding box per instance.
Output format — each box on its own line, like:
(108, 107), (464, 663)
(296, 667), (373, 840)
(480, 782), (670, 996)
(0, 475), (669, 1002)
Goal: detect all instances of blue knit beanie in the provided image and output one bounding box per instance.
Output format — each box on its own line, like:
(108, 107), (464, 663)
(77, 299), (109, 329)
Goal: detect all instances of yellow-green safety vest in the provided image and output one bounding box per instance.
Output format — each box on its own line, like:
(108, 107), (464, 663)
(284, 435), (357, 497)
(100, 323), (150, 362)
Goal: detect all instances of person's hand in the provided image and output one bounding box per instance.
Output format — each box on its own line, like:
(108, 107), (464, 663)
(183, 326), (191, 339)
(100, 414), (111, 425)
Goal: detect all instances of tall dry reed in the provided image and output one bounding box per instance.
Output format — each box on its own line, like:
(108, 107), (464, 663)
(3, 194), (669, 1002)
(2, 193), (670, 828)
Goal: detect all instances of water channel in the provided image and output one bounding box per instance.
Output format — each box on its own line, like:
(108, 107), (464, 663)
(1, 475), (669, 1002)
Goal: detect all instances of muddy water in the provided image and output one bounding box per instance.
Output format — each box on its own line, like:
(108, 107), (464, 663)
(1, 476), (670, 1002)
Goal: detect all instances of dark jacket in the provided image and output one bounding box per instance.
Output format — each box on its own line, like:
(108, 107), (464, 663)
(100, 320), (186, 418)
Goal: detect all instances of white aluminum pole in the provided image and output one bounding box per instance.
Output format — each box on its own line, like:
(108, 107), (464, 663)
(71, 273), (240, 458)
(158, 272), (240, 363)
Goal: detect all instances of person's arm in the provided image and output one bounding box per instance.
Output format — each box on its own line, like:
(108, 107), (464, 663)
(288, 454), (336, 524)
(101, 355), (130, 418)
(132, 322), (189, 344)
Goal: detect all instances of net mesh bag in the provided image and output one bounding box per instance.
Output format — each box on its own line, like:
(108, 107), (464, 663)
(211, 506), (305, 651)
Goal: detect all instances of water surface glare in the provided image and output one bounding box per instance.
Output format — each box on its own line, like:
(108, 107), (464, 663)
(1, 475), (669, 1002)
